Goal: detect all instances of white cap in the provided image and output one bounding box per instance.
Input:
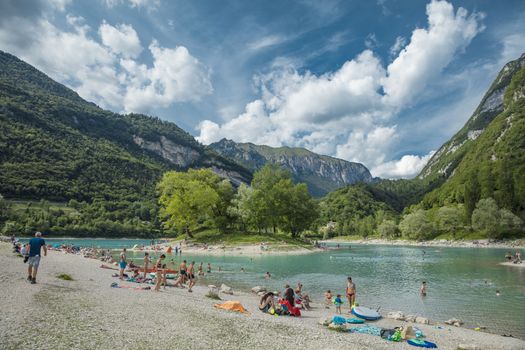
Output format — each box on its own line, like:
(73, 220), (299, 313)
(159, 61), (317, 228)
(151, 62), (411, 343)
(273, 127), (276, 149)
(35, 232), (42, 237)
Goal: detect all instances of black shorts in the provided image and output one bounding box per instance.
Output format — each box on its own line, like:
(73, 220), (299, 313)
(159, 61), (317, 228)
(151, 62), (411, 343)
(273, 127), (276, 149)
(188, 273), (195, 280)
(180, 270), (187, 276)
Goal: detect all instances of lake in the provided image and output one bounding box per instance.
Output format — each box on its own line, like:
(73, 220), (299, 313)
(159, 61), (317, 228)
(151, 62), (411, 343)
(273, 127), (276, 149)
(17, 237), (157, 249)
(19, 238), (525, 338)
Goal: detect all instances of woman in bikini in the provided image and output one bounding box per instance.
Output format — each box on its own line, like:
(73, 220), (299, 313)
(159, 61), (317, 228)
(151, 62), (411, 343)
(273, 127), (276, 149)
(346, 276), (356, 310)
(154, 254), (166, 292)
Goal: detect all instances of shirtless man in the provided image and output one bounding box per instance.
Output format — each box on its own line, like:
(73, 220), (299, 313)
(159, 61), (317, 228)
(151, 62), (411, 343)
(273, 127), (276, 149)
(197, 262), (204, 276)
(420, 281), (428, 296)
(187, 261), (196, 292)
(173, 260), (187, 288)
(346, 276), (356, 310)
(143, 252), (151, 281)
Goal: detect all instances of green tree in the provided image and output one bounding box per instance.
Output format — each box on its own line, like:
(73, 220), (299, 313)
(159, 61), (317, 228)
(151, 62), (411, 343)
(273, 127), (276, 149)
(157, 169), (222, 236)
(399, 209), (434, 240)
(436, 206), (464, 237)
(278, 182), (319, 237)
(377, 220), (398, 238)
(464, 172), (481, 223)
(472, 198), (500, 238)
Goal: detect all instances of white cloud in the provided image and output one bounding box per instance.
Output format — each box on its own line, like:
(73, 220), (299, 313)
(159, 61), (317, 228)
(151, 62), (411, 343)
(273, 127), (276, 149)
(364, 33), (378, 49)
(197, 0), (484, 178)
(49, 0), (72, 12)
(382, 0), (484, 107)
(389, 36), (406, 57)
(0, 15), (212, 113)
(122, 40), (213, 112)
(371, 151), (435, 179)
(103, 0), (160, 9)
(248, 35), (288, 51)
(99, 22), (142, 58)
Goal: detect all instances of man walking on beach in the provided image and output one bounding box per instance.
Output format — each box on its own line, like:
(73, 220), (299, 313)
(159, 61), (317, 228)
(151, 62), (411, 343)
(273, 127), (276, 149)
(27, 232), (47, 284)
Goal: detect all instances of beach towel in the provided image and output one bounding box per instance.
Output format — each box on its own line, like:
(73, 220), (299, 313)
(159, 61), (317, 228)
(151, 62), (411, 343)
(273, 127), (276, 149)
(347, 318), (365, 324)
(332, 315), (347, 325)
(349, 325), (382, 336)
(213, 301), (249, 314)
(407, 339), (437, 348)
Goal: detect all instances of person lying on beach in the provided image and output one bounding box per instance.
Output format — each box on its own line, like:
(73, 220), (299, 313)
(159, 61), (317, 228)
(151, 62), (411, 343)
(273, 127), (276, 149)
(324, 290), (333, 309)
(259, 292), (276, 313)
(154, 254), (166, 292)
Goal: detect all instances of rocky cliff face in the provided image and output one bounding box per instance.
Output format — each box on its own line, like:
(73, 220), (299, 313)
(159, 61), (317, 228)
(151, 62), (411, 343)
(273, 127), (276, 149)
(133, 135), (201, 168)
(420, 53), (525, 180)
(209, 139), (372, 196)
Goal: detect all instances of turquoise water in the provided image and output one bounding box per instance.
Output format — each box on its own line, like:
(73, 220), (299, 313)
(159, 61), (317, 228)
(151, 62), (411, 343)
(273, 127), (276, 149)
(123, 244), (525, 338)
(18, 238), (524, 337)
(18, 238), (156, 249)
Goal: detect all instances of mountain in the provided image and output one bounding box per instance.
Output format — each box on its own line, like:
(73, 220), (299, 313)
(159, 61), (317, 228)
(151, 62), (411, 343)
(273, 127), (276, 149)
(420, 54), (525, 182)
(419, 53), (525, 214)
(0, 50), (251, 204)
(209, 138), (373, 196)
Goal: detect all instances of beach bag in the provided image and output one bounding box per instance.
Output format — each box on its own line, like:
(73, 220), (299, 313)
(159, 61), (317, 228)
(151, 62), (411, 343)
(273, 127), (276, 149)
(380, 329), (396, 339)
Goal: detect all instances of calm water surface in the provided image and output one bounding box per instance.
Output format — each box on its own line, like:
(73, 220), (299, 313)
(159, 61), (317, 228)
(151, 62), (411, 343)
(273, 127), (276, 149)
(19, 238), (525, 338)
(125, 244), (525, 338)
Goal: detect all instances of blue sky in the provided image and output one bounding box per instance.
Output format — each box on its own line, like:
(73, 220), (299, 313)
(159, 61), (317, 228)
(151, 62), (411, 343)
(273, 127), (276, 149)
(1, 0), (524, 178)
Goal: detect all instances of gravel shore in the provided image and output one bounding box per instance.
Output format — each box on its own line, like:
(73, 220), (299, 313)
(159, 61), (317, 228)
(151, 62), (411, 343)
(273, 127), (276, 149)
(1, 243), (524, 350)
(325, 238), (525, 250)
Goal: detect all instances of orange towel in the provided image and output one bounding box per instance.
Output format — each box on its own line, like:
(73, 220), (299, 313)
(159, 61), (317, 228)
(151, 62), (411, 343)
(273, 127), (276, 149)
(213, 301), (249, 314)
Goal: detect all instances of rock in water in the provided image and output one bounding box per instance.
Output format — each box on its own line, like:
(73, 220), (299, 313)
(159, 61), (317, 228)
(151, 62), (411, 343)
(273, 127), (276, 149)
(220, 284), (233, 295)
(251, 286), (266, 293)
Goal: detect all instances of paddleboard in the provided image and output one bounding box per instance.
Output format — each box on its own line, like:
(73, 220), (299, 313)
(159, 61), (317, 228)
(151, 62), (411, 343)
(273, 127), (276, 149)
(351, 306), (381, 320)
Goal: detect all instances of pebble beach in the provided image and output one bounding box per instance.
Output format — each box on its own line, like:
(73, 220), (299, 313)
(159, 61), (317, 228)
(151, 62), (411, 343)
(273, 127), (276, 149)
(1, 242), (524, 350)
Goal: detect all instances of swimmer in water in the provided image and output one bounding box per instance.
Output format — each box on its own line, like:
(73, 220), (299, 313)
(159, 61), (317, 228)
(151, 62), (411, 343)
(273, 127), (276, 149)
(496, 290), (500, 296)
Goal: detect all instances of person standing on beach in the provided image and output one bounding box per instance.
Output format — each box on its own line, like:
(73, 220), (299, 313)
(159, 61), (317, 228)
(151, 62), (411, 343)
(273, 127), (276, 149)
(197, 262), (204, 276)
(27, 232), (47, 284)
(119, 248), (127, 280)
(187, 261), (196, 292)
(173, 260), (187, 288)
(207, 262), (212, 273)
(154, 254), (166, 292)
(143, 252), (151, 281)
(346, 277), (356, 310)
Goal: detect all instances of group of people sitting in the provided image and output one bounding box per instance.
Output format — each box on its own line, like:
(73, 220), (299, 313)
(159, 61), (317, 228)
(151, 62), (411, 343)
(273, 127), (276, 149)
(505, 250), (522, 264)
(258, 283), (312, 317)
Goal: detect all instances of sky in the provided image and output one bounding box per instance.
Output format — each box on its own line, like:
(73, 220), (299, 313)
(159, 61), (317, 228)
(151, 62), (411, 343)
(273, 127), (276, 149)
(1, 0), (524, 179)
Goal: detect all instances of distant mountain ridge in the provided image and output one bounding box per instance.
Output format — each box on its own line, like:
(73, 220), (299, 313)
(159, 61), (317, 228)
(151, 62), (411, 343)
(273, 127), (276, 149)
(209, 138), (373, 196)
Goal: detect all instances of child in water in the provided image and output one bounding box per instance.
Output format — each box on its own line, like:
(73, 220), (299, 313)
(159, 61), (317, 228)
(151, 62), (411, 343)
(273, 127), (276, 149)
(334, 294), (343, 314)
(324, 290), (333, 309)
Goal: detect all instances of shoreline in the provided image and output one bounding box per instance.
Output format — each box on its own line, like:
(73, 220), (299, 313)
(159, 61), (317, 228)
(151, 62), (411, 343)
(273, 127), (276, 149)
(323, 238), (525, 250)
(1, 242), (524, 349)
